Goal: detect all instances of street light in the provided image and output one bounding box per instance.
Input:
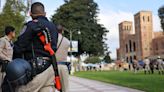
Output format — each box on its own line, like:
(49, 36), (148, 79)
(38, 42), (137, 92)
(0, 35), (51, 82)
(63, 27), (81, 74)
(63, 28), (81, 53)
(69, 29), (81, 62)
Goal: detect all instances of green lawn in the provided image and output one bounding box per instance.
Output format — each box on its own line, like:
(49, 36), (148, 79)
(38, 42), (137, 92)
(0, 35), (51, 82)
(74, 71), (164, 92)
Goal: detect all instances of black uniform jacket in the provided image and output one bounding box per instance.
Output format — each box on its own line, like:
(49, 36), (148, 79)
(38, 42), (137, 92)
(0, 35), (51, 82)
(13, 16), (58, 60)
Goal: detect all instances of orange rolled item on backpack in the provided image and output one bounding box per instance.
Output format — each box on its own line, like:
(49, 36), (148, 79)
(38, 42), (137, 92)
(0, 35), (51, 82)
(37, 32), (62, 92)
(38, 33), (54, 55)
(55, 76), (62, 90)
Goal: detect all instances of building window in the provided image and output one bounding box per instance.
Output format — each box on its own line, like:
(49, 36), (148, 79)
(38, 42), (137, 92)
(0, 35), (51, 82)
(148, 16), (150, 22)
(129, 40), (132, 52)
(133, 42), (136, 51)
(126, 57), (129, 63)
(127, 26), (128, 30)
(143, 16), (145, 22)
(126, 44), (128, 53)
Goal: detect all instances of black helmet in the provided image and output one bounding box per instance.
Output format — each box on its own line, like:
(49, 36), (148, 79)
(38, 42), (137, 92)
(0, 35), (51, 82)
(6, 58), (32, 85)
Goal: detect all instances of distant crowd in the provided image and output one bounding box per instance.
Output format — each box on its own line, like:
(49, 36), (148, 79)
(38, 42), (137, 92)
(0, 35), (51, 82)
(117, 56), (164, 75)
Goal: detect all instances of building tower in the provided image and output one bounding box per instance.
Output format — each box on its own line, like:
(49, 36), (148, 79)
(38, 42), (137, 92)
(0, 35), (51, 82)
(119, 21), (133, 60)
(134, 11), (153, 60)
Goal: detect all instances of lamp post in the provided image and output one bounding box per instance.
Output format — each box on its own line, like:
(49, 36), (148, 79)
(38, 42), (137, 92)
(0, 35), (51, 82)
(69, 30), (81, 63)
(63, 28), (81, 74)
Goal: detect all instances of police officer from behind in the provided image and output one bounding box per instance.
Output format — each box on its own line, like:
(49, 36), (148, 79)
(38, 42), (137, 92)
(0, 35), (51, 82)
(0, 26), (15, 92)
(56, 25), (70, 92)
(13, 2), (58, 92)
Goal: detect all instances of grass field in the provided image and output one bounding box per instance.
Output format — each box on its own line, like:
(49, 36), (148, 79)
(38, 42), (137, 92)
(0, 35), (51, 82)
(74, 71), (164, 92)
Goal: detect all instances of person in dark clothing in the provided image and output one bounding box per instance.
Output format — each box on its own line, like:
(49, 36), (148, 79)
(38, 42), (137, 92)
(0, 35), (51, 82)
(14, 4), (58, 60)
(3, 2), (58, 92)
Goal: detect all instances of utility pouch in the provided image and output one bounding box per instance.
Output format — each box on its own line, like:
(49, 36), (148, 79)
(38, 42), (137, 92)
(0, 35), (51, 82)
(29, 57), (51, 77)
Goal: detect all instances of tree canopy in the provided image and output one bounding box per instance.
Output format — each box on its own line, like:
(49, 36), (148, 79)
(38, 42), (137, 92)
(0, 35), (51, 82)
(51, 0), (109, 56)
(84, 56), (101, 64)
(0, 0), (26, 37)
(158, 5), (164, 31)
(103, 52), (112, 63)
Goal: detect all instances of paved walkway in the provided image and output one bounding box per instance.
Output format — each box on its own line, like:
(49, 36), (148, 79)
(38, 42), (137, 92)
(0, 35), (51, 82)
(68, 76), (144, 92)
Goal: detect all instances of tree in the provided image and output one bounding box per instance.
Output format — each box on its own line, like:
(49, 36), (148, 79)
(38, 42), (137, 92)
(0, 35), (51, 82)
(158, 5), (164, 31)
(51, 0), (108, 56)
(64, 0), (69, 3)
(103, 52), (112, 63)
(84, 56), (101, 64)
(0, 0), (26, 37)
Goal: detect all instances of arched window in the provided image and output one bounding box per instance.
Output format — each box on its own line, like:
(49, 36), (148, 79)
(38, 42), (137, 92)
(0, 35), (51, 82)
(148, 16), (150, 22)
(126, 44), (128, 53)
(126, 57), (129, 63)
(133, 42), (136, 51)
(129, 40), (132, 52)
(143, 16), (145, 22)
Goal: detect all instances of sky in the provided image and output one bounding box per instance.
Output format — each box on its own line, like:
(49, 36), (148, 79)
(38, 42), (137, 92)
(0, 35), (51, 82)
(1, 0), (163, 59)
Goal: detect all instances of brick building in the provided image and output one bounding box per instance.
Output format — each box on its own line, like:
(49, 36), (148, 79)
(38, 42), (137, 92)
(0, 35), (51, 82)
(117, 11), (164, 63)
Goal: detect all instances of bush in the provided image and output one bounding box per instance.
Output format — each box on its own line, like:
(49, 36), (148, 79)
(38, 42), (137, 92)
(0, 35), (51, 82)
(84, 56), (101, 64)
